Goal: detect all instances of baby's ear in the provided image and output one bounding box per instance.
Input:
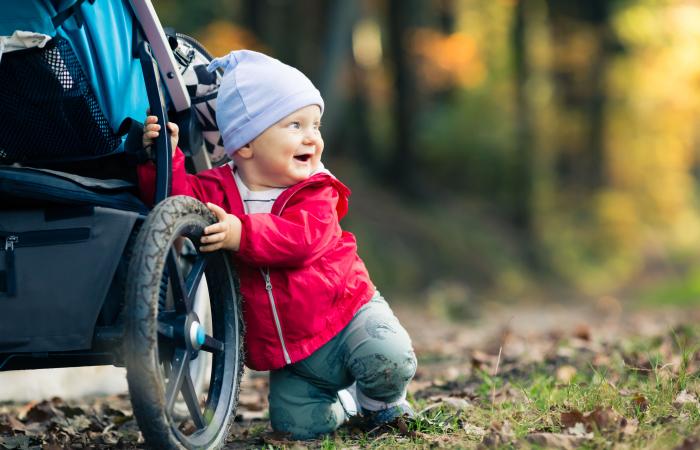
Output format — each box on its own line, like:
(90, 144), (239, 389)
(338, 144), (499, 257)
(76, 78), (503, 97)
(236, 144), (253, 159)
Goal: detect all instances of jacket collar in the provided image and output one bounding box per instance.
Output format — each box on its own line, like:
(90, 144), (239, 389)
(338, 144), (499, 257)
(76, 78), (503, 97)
(223, 163), (350, 217)
(271, 172), (335, 215)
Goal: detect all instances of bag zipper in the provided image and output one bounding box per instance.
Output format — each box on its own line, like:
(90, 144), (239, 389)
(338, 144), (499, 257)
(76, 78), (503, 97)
(1, 228), (90, 296)
(260, 267), (291, 364)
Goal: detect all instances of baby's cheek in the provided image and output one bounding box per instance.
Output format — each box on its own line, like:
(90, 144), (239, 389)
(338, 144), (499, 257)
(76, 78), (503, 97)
(311, 150), (323, 168)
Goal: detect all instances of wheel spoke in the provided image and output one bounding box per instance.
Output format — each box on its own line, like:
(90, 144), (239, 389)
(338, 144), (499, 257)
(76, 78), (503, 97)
(162, 359), (172, 378)
(181, 371), (206, 429)
(185, 254), (209, 300)
(157, 312), (178, 365)
(165, 349), (190, 414)
(167, 248), (191, 313)
(157, 317), (176, 339)
(201, 335), (225, 353)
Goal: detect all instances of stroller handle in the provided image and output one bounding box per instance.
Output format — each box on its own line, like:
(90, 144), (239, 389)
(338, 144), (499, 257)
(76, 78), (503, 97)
(139, 41), (172, 203)
(130, 0), (191, 112)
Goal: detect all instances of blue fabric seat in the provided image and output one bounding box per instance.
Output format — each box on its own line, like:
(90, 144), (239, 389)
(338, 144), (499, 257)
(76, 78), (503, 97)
(1, 2), (158, 212)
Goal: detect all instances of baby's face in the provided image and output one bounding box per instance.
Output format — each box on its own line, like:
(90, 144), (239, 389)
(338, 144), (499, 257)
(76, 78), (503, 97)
(244, 105), (324, 189)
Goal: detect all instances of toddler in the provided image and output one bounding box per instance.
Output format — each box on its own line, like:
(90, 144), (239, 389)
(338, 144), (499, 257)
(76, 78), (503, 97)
(138, 50), (417, 439)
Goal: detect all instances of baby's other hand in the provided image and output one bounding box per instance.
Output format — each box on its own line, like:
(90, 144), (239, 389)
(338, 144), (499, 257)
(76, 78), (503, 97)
(142, 115), (179, 156)
(200, 203), (242, 252)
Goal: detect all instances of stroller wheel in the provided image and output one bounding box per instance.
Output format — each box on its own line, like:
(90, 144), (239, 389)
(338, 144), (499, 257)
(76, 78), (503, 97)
(125, 196), (244, 450)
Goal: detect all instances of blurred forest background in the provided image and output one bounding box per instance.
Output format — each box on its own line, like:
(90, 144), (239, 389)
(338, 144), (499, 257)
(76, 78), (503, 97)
(156, 0), (700, 312)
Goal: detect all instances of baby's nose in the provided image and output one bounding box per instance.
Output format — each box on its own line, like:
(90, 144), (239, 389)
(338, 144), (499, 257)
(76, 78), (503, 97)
(303, 129), (321, 144)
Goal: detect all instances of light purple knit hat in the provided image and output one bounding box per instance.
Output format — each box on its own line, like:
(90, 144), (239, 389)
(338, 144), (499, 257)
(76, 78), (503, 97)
(207, 50), (324, 156)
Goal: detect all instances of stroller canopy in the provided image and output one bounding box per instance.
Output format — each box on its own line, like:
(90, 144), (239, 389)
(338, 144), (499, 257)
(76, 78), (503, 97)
(2, 0), (148, 136)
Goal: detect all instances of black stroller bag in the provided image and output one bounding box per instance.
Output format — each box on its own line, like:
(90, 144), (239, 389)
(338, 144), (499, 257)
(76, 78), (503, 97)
(0, 206), (136, 353)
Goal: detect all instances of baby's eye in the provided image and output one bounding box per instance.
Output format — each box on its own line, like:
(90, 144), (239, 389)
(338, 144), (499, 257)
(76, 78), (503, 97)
(314, 122), (322, 131)
(288, 121), (301, 129)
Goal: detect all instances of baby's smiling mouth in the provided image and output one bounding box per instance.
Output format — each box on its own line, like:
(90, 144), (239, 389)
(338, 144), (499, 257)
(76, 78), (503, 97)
(294, 154), (312, 162)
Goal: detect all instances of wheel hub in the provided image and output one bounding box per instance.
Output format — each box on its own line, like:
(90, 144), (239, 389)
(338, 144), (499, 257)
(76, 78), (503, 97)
(188, 320), (206, 350)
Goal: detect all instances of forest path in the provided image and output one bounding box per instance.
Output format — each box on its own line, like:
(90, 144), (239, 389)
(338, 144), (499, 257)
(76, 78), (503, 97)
(1, 301), (698, 448)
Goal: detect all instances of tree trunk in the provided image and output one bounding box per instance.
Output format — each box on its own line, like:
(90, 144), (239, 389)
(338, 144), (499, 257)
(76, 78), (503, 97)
(512, 0), (534, 230)
(387, 0), (422, 193)
(316, 0), (359, 148)
(546, 0), (613, 191)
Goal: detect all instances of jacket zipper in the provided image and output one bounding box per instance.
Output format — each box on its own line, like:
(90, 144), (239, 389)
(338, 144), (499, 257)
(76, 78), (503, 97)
(258, 181), (324, 365)
(247, 175), (333, 365)
(260, 268), (291, 364)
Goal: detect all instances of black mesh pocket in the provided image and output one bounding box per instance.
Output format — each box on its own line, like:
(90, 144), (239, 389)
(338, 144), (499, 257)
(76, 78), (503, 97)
(0, 36), (123, 164)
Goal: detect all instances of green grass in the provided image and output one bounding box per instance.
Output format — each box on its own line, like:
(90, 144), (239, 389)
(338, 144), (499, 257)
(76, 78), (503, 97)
(262, 324), (700, 449)
(639, 267), (700, 307)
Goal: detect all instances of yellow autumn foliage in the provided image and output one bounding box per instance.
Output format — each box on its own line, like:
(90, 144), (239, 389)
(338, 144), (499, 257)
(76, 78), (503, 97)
(410, 28), (486, 90)
(194, 21), (264, 58)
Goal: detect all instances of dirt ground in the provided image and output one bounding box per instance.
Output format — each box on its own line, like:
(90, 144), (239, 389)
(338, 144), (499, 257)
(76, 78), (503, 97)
(1, 300), (698, 448)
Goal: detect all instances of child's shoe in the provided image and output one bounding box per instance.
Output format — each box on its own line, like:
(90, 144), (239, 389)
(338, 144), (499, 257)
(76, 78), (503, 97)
(337, 385), (359, 416)
(361, 400), (415, 429)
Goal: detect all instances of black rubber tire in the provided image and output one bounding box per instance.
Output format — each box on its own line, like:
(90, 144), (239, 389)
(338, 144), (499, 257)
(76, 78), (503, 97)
(125, 196), (244, 450)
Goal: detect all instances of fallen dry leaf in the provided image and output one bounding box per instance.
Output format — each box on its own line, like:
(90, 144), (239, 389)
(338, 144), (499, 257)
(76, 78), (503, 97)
(0, 414), (26, 434)
(675, 437), (700, 450)
(674, 390), (699, 408)
(101, 429), (120, 445)
(419, 396), (471, 415)
(260, 431), (305, 448)
(632, 394), (649, 412)
(0, 435), (33, 450)
(573, 324), (591, 341)
(620, 417), (639, 436)
(481, 430), (514, 447)
(595, 295), (622, 316)
(567, 422), (593, 438)
(471, 350), (497, 370)
(488, 420), (514, 437)
(526, 432), (590, 450)
(463, 422), (486, 437)
(56, 404), (85, 419)
(592, 353), (610, 366)
(588, 407), (622, 431)
(556, 365), (577, 384)
(68, 414), (92, 432)
(24, 400), (58, 423)
(561, 407), (623, 433)
(42, 444), (64, 450)
(395, 416), (415, 437)
(560, 410), (585, 429)
(442, 396), (471, 411)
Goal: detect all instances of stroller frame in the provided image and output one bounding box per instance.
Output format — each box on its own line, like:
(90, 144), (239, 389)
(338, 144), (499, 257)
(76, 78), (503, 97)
(0, 2), (244, 449)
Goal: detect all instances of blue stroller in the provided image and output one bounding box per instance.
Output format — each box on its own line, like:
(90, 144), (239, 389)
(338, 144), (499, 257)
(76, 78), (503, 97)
(0, 1), (244, 448)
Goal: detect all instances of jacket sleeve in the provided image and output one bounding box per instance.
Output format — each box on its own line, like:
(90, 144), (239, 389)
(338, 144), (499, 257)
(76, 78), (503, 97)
(136, 147), (227, 207)
(236, 184), (343, 268)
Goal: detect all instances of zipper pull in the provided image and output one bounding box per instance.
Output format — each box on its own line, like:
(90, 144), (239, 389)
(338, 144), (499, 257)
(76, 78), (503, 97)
(260, 268), (273, 291)
(4, 235), (18, 296)
(5, 235), (18, 251)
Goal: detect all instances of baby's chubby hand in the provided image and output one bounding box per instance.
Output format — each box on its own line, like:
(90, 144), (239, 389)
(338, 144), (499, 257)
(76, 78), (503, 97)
(200, 203), (242, 252)
(142, 115), (179, 154)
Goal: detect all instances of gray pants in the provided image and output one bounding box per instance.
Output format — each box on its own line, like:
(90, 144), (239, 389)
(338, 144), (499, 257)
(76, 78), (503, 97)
(268, 291), (417, 439)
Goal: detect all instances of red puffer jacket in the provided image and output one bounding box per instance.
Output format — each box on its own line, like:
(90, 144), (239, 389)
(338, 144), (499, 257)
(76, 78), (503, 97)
(138, 149), (375, 370)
